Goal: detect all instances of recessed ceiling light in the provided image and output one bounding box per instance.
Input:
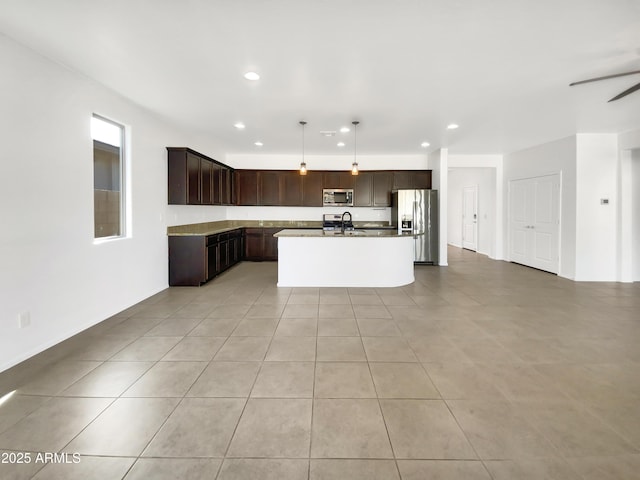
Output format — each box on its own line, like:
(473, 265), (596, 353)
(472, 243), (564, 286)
(447, 123), (459, 130)
(339, 127), (350, 133)
(421, 142), (430, 148)
(244, 72), (260, 81)
(320, 131), (337, 137)
(254, 141), (263, 146)
(234, 122), (245, 129)
(337, 142), (345, 147)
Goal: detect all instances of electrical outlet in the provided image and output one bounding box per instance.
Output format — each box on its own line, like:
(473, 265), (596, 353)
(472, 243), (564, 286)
(18, 311), (31, 328)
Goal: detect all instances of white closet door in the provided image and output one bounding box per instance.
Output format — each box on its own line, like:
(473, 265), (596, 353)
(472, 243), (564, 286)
(509, 174), (560, 274)
(509, 179), (532, 265)
(462, 185), (478, 251)
(530, 175), (560, 273)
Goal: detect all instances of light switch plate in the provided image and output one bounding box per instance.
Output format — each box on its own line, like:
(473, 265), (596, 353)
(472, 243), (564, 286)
(19, 311), (31, 328)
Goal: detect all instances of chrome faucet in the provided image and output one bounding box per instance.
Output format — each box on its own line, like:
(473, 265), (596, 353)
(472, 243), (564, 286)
(341, 211), (352, 233)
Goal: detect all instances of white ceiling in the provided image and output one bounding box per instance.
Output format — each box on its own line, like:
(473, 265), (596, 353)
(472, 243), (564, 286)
(1, 0), (640, 156)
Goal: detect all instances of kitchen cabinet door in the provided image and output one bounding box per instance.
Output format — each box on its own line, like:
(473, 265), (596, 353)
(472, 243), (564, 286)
(259, 171), (281, 205)
(206, 243), (219, 280)
(262, 228), (280, 260)
(212, 163), (222, 204)
(229, 170), (237, 205)
(393, 171), (412, 190)
(236, 170), (259, 205)
(245, 228), (264, 260)
(228, 235), (239, 265)
(220, 167), (232, 205)
(218, 239), (229, 271)
(201, 160), (214, 205)
(353, 172), (373, 206)
(187, 152), (202, 204)
(393, 170), (432, 190)
(281, 171), (303, 206)
(413, 170), (432, 189)
(373, 171), (394, 206)
(302, 171), (323, 206)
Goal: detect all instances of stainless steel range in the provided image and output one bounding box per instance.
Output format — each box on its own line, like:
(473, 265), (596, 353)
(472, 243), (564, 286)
(322, 213), (354, 233)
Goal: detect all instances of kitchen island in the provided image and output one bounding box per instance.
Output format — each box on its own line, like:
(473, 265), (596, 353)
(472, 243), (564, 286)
(274, 229), (415, 287)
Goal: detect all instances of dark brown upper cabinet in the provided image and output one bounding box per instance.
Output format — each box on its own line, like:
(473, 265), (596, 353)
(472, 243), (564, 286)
(281, 171), (303, 206)
(235, 170), (259, 205)
(220, 167), (233, 205)
(167, 148), (204, 205)
(170, 147), (431, 208)
(187, 152), (202, 204)
(372, 171), (394, 206)
(393, 170), (432, 190)
(322, 171), (354, 189)
(212, 163), (222, 204)
(168, 147), (232, 205)
(302, 171), (324, 206)
(259, 171), (281, 206)
(353, 172), (373, 207)
(353, 171), (393, 207)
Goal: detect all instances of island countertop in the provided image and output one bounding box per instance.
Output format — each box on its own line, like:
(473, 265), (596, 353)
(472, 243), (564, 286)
(274, 228), (414, 238)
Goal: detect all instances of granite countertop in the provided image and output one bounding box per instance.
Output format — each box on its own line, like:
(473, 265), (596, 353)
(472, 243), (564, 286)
(167, 220), (394, 236)
(274, 228), (412, 238)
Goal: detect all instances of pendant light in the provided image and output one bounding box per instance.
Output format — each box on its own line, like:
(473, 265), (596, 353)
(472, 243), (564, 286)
(299, 120), (307, 175)
(351, 120), (360, 175)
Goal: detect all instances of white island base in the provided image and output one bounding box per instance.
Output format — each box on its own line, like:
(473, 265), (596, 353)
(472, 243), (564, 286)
(275, 230), (415, 288)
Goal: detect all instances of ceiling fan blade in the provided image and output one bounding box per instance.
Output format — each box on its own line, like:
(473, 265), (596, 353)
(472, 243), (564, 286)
(569, 69), (640, 86)
(608, 80), (640, 102)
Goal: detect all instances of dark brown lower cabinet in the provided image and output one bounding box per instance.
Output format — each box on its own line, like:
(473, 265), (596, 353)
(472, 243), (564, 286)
(244, 228), (265, 261)
(262, 228), (280, 261)
(169, 228), (245, 286)
(244, 227), (280, 261)
(218, 234), (229, 272)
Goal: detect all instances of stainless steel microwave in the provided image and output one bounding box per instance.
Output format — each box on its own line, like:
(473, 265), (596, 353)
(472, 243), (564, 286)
(323, 189), (354, 206)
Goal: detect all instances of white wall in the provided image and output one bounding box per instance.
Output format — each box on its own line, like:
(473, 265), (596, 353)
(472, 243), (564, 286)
(0, 34), (227, 371)
(633, 149), (640, 281)
(575, 134), (619, 281)
(503, 136), (577, 279)
(447, 168), (496, 257)
(166, 205), (228, 227)
(226, 154), (428, 171)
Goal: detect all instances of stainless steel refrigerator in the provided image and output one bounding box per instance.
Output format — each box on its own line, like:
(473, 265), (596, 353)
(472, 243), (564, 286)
(391, 189), (439, 264)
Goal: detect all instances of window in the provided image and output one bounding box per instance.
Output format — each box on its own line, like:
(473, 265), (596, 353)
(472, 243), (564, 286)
(92, 115), (125, 239)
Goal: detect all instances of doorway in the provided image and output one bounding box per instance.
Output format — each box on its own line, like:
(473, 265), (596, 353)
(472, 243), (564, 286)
(462, 185), (478, 251)
(508, 173), (560, 274)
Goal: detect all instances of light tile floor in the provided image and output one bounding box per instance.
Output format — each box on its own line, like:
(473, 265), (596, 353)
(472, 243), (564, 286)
(1, 247), (640, 479)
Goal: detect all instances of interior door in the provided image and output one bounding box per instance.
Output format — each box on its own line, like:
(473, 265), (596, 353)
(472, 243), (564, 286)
(509, 174), (560, 274)
(509, 179), (531, 265)
(462, 185), (478, 251)
(530, 175), (560, 273)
